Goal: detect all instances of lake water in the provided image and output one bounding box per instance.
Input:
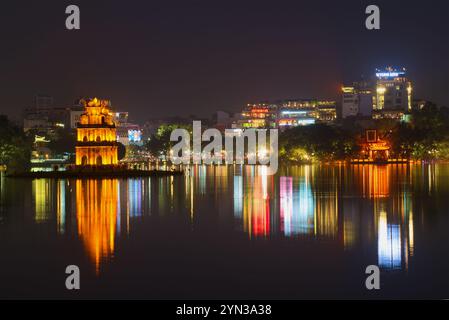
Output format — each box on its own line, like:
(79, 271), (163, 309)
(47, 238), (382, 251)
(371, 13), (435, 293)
(0, 164), (448, 299)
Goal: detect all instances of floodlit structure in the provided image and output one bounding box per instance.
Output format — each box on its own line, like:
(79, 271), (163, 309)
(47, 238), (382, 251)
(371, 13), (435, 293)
(238, 100), (337, 129)
(277, 99), (336, 128)
(374, 67), (412, 112)
(361, 129), (390, 161)
(75, 98), (118, 166)
(341, 67), (413, 120)
(239, 103), (278, 129)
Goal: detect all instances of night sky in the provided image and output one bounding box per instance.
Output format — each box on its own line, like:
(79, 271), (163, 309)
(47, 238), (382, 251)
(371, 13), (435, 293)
(1, 0), (448, 123)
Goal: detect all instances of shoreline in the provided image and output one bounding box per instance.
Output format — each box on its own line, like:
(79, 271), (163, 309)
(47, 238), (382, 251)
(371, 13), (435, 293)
(4, 160), (449, 179)
(6, 169), (183, 179)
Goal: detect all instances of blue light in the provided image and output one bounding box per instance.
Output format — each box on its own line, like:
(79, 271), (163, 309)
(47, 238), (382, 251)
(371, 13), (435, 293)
(128, 129), (142, 142)
(297, 119), (315, 125)
(281, 110), (307, 115)
(376, 71), (405, 79)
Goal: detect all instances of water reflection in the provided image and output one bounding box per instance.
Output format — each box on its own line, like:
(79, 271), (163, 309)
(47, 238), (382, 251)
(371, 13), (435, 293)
(57, 180), (66, 234)
(33, 179), (53, 222)
(76, 180), (118, 274)
(233, 164), (414, 271)
(25, 163), (449, 274)
(242, 166), (271, 238)
(280, 169), (315, 236)
(353, 165), (414, 270)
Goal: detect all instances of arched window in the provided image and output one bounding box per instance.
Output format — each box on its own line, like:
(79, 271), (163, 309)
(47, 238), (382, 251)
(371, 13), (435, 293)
(83, 136), (88, 142)
(81, 155), (88, 166)
(96, 155), (102, 165)
(96, 136), (101, 142)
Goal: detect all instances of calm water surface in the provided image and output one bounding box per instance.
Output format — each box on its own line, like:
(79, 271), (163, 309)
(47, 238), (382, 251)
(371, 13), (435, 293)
(0, 164), (448, 298)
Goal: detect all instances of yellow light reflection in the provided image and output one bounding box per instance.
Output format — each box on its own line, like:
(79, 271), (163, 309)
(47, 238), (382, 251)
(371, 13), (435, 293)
(33, 179), (52, 222)
(56, 180), (66, 234)
(76, 179), (119, 274)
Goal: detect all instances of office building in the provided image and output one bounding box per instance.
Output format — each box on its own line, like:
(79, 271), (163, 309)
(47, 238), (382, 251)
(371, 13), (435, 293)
(342, 81), (374, 118)
(374, 67), (412, 112)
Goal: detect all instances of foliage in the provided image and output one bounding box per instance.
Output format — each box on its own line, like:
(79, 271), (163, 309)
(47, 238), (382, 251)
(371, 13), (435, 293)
(279, 124), (359, 162)
(391, 104), (449, 160)
(145, 123), (192, 157)
(47, 128), (76, 156)
(117, 142), (126, 160)
(0, 115), (31, 173)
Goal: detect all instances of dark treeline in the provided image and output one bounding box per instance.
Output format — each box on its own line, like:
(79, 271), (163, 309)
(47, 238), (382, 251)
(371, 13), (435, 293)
(0, 115), (31, 173)
(280, 103), (449, 162)
(392, 104), (449, 160)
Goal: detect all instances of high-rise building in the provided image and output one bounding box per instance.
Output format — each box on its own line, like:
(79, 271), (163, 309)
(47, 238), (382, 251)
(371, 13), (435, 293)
(342, 67), (413, 120)
(34, 94), (54, 109)
(341, 86), (358, 118)
(342, 81), (373, 118)
(374, 67), (412, 112)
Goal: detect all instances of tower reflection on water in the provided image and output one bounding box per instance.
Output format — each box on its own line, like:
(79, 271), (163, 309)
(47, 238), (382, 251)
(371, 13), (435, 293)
(29, 164), (437, 274)
(76, 180), (118, 274)
(32, 178), (149, 274)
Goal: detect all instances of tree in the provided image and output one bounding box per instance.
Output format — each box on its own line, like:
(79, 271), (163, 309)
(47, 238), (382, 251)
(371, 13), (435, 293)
(117, 142), (126, 160)
(0, 115), (31, 173)
(47, 127), (76, 156)
(391, 104), (449, 160)
(279, 124), (358, 162)
(145, 123), (192, 157)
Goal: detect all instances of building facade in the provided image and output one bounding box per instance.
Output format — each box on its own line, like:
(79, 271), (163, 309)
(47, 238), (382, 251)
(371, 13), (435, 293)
(374, 67), (412, 112)
(116, 123), (143, 146)
(342, 67), (413, 120)
(342, 82), (374, 118)
(238, 103), (278, 128)
(70, 109), (84, 129)
(238, 100), (337, 129)
(24, 95), (87, 133)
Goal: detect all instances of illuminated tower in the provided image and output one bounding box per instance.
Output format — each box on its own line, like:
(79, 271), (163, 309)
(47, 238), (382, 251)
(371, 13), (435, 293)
(75, 98), (118, 166)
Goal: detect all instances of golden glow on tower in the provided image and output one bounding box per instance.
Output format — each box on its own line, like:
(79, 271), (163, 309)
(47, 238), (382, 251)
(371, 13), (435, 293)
(75, 98), (118, 166)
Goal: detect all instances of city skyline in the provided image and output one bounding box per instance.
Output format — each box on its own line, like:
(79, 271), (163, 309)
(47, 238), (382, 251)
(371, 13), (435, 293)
(0, 0), (448, 122)
(1, 0), (449, 302)
(6, 64), (444, 125)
